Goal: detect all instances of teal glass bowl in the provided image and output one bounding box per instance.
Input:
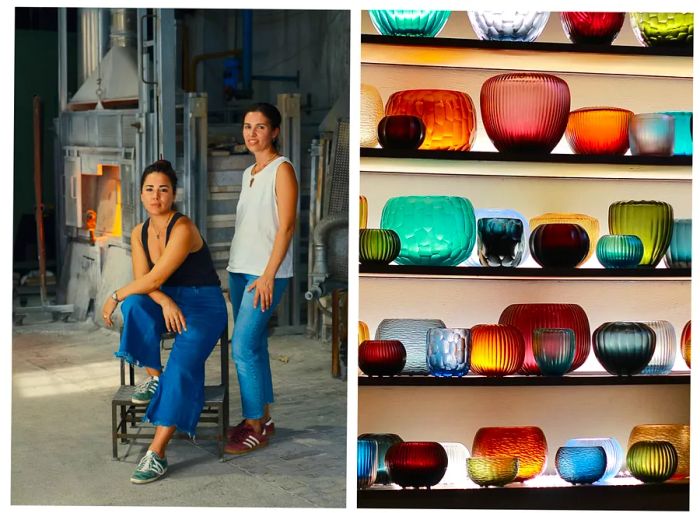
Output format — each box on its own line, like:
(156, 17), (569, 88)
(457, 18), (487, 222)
(368, 10), (451, 37)
(596, 235), (644, 269)
(665, 219), (691, 269)
(532, 328), (575, 376)
(565, 437), (624, 482)
(358, 433), (404, 485)
(593, 322), (656, 376)
(661, 111), (693, 155)
(381, 196), (477, 266)
(555, 446), (607, 484)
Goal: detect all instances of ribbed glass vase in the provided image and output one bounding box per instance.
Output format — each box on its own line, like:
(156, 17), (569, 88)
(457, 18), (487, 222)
(560, 12), (625, 44)
(468, 11), (550, 42)
(565, 437), (624, 482)
(629, 12), (694, 48)
(368, 10), (451, 37)
(359, 228), (401, 265)
(439, 442), (470, 486)
(358, 433), (404, 485)
(472, 426), (548, 482)
(627, 441), (678, 483)
(530, 212), (599, 264)
(664, 218), (692, 269)
(381, 195), (476, 266)
(376, 318), (446, 375)
(357, 439), (379, 489)
(480, 73), (570, 154)
(593, 322), (656, 376)
(555, 446), (607, 484)
(469, 324), (525, 377)
(532, 328), (575, 376)
(608, 200), (674, 268)
(427, 328), (471, 377)
(628, 424), (690, 479)
(498, 303), (591, 374)
(596, 235), (644, 269)
(639, 320), (677, 375)
(384, 89), (477, 151)
(361, 83), (384, 148)
(680, 321), (691, 368)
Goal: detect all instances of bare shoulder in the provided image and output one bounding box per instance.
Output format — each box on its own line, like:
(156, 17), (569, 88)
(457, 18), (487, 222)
(171, 214), (197, 235)
(276, 161), (298, 185)
(130, 223), (145, 246)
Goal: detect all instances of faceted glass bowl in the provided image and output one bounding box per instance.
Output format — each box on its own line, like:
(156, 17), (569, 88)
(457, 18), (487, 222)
(593, 321), (657, 376)
(369, 10), (451, 37)
(629, 12), (694, 48)
(467, 456), (519, 487)
(560, 12), (626, 44)
(426, 328), (471, 377)
(468, 208), (530, 265)
(477, 217), (525, 268)
(555, 446), (607, 484)
(472, 426), (548, 482)
(565, 107), (633, 155)
(468, 11), (550, 42)
(385, 89), (477, 151)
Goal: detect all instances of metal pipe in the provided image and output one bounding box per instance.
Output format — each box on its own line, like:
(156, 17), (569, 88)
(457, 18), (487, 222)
(33, 96), (47, 305)
(242, 10), (252, 93)
(58, 8), (68, 112)
(188, 49), (241, 92)
(305, 213), (348, 300)
(110, 8), (137, 48)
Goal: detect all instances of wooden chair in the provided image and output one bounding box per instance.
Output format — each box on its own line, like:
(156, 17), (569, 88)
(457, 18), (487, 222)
(111, 324), (230, 461)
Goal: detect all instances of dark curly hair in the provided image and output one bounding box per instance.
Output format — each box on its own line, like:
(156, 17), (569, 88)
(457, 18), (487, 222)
(141, 159), (178, 193)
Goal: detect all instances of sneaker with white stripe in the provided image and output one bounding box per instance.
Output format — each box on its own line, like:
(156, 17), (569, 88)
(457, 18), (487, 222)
(130, 450), (168, 484)
(224, 424), (269, 455)
(132, 376), (159, 405)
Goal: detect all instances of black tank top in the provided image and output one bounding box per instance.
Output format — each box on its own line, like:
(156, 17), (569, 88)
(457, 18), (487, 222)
(141, 212), (220, 287)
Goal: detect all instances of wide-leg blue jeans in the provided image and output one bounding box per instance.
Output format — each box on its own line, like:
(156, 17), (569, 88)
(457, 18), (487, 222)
(115, 285), (227, 437)
(228, 272), (289, 419)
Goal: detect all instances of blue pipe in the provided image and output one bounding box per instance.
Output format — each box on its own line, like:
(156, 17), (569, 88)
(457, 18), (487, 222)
(242, 10), (253, 93)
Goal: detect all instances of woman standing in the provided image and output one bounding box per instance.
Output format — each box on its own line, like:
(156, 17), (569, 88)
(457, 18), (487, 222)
(102, 160), (227, 483)
(225, 103), (298, 455)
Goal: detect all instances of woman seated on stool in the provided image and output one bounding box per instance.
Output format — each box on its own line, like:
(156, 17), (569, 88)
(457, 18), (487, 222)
(102, 159), (227, 484)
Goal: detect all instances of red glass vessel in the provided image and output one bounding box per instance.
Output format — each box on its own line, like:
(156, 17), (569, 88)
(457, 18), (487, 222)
(681, 321), (691, 368)
(472, 426), (548, 482)
(385, 89), (477, 151)
(560, 12), (626, 44)
(499, 303), (591, 375)
(358, 340), (407, 377)
(377, 115), (426, 150)
(566, 107), (633, 155)
(529, 223), (590, 269)
(385, 442), (449, 489)
(469, 324), (525, 377)
(480, 73), (570, 154)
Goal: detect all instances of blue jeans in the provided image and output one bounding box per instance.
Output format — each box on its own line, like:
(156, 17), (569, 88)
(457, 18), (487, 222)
(115, 285), (227, 437)
(228, 272), (289, 419)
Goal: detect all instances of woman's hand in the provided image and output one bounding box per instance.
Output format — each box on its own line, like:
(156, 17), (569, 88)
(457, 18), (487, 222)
(160, 296), (187, 334)
(102, 296), (118, 327)
(248, 273), (275, 312)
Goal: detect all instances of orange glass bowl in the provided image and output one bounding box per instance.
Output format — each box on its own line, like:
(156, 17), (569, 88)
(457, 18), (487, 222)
(681, 320), (691, 368)
(530, 212), (600, 264)
(472, 426), (548, 482)
(469, 324), (525, 377)
(384, 89), (477, 151)
(565, 107), (634, 155)
(358, 320), (370, 346)
(498, 303), (591, 375)
(628, 424), (690, 479)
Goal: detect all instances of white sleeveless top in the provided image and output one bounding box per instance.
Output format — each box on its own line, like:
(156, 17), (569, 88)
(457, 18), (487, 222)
(227, 156), (295, 278)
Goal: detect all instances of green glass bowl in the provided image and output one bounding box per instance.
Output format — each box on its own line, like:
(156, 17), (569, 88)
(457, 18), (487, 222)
(359, 229), (401, 265)
(467, 457), (519, 487)
(630, 13), (693, 48)
(627, 441), (678, 483)
(608, 200), (673, 268)
(368, 10), (451, 37)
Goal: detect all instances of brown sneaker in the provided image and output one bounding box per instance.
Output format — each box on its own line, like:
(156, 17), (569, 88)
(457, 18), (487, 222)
(224, 424), (269, 455)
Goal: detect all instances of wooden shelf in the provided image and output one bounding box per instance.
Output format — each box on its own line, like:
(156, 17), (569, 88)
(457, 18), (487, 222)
(358, 372), (690, 387)
(359, 265), (691, 282)
(362, 34), (693, 78)
(358, 479), (689, 510)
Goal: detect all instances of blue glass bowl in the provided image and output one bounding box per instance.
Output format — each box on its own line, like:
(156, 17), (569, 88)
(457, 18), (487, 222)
(596, 235), (644, 269)
(661, 111), (693, 155)
(665, 219), (691, 269)
(357, 439), (378, 489)
(593, 322), (656, 376)
(427, 328), (471, 377)
(477, 218), (525, 267)
(381, 196), (476, 266)
(467, 208), (530, 265)
(369, 10), (451, 37)
(565, 437), (624, 482)
(556, 446), (607, 484)
(358, 433), (404, 485)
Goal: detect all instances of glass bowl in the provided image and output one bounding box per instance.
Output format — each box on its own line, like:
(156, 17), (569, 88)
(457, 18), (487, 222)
(560, 12), (626, 44)
(358, 433), (404, 485)
(661, 111), (693, 155)
(480, 72), (570, 154)
(469, 324), (525, 377)
(467, 456), (519, 487)
(639, 320), (676, 375)
(555, 446), (607, 484)
(596, 235), (644, 269)
(359, 228), (401, 265)
(439, 442), (470, 486)
(565, 107), (633, 155)
(532, 328), (575, 376)
(592, 322), (657, 376)
(628, 424), (690, 479)
(369, 10), (451, 37)
(376, 318), (446, 375)
(385, 89), (477, 151)
(565, 437), (624, 482)
(359, 196), (367, 230)
(664, 218), (692, 269)
(377, 115), (426, 150)
(468, 11), (550, 42)
(629, 12), (694, 48)
(472, 426), (548, 482)
(681, 321), (690, 368)
(360, 83), (384, 148)
(627, 441), (678, 483)
(608, 200), (674, 268)
(358, 320), (370, 345)
(385, 441), (449, 489)
(357, 439), (379, 489)
(529, 223), (590, 269)
(477, 217), (525, 268)
(468, 208), (530, 266)
(358, 340), (407, 377)
(427, 328), (471, 377)
(629, 113), (675, 156)
(529, 212), (599, 264)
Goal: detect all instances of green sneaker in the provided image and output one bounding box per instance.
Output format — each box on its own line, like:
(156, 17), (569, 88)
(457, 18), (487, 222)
(130, 450), (168, 484)
(132, 376), (159, 404)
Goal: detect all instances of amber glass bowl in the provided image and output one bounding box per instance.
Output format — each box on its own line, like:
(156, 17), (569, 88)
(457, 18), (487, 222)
(530, 213), (600, 264)
(472, 426), (548, 482)
(358, 320), (370, 346)
(467, 457), (519, 487)
(469, 324), (525, 377)
(628, 424), (690, 479)
(566, 107), (634, 155)
(681, 321), (691, 368)
(385, 89), (477, 151)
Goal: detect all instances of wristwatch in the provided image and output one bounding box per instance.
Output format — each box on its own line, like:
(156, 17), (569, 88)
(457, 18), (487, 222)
(111, 290), (122, 303)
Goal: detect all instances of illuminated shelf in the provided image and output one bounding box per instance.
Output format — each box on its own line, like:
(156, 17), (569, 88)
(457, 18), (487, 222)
(359, 265), (691, 281)
(358, 479), (689, 510)
(358, 372), (690, 387)
(361, 35), (692, 78)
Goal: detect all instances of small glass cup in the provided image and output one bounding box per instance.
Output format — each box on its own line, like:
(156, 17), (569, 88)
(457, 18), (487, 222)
(426, 328), (471, 377)
(532, 328), (576, 376)
(665, 218), (691, 269)
(477, 217), (525, 267)
(357, 439), (379, 489)
(629, 113), (675, 156)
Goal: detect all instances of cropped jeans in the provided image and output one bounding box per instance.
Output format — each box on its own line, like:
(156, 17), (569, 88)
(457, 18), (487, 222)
(228, 272), (289, 419)
(115, 285), (227, 437)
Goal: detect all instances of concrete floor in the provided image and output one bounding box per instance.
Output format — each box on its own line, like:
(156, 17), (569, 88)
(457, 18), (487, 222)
(11, 317), (347, 507)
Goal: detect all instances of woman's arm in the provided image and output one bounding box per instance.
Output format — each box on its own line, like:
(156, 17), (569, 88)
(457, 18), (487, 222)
(248, 162), (298, 311)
